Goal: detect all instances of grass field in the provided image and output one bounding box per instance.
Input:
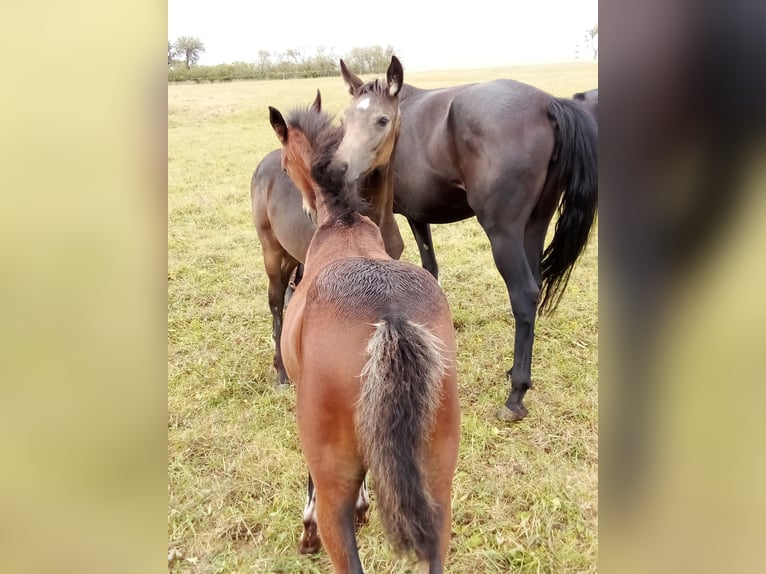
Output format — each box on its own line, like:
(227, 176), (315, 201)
(168, 61), (598, 573)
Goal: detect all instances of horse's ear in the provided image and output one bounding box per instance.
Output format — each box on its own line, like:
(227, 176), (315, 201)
(311, 89), (322, 112)
(339, 59), (363, 95)
(386, 55), (403, 97)
(269, 106), (288, 144)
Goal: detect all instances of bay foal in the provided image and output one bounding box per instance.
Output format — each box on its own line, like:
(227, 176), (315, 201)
(269, 104), (460, 573)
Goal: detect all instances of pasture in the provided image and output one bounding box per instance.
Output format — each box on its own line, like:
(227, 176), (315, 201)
(168, 61), (598, 573)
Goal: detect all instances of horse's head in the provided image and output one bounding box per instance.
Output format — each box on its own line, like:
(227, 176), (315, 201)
(331, 56), (403, 184)
(269, 90), (333, 221)
(573, 88), (598, 124)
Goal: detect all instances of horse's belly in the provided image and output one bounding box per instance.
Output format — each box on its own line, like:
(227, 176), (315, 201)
(393, 181), (473, 223)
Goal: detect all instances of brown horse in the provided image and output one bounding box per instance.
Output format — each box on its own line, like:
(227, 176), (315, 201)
(336, 58), (598, 421)
(250, 78), (404, 388)
(269, 99), (460, 573)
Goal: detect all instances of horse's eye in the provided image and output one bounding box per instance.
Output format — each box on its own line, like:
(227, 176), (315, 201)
(377, 116), (389, 127)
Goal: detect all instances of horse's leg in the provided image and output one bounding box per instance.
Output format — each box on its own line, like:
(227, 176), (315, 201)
(421, 396), (459, 574)
(299, 472), (368, 555)
(416, 478), (450, 574)
(354, 477), (370, 528)
(299, 472), (321, 554)
(524, 221), (547, 290)
(379, 215), (405, 260)
(481, 222), (540, 421)
(313, 473), (365, 574)
(407, 219), (439, 279)
(284, 263), (304, 308)
(262, 242), (298, 389)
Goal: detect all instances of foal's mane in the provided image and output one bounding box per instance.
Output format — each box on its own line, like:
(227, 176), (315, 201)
(309, 128), (369, 226)
(285, 106), (337, 150)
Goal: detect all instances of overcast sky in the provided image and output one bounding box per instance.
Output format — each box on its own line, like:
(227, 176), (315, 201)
(168, 0), (598, 71)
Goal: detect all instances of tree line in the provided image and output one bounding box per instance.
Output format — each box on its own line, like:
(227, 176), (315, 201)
(168, 38), (397, 83)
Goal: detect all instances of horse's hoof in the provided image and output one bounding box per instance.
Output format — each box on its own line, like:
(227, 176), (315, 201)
(275, 382), (291, 392)
(298, 528), (322, 555)
(496, 405), (527, 422)
(354, 508), (369, 530)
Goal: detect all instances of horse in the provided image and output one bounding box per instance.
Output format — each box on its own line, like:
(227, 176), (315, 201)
(573, 88), (598, 124)
(268, 97), (460, 573)
(250, 74), (404, 389)
(336, 58), (598, 422)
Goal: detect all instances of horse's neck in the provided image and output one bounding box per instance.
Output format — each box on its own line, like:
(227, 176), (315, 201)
(398, 83), (420, 103)
(305, 217), (388, 270)
(360, 162), (394, 225)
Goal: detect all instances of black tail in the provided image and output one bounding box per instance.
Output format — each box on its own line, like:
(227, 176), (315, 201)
(356, 313), (444, 561)
(539, 97), (599, 313)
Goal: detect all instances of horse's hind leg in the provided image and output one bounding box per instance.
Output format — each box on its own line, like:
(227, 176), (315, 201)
(354, 477), (370, 528)
(299, 473), (369, 555)
(480, 221), (540, 421)
(261, 241), (298, 388)
(313, 473), (365, 573)
(299, 472), (321, 554)
(407, 219), (439, 280)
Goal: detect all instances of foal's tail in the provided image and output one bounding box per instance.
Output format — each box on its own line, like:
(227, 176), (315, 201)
(540, 97), (599, 313)
(356, 313), (444, 561)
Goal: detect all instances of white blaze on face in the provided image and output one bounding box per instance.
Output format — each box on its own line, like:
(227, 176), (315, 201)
(356, 97), (370, 110)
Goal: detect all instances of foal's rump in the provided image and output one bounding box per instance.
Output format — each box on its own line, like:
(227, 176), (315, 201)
(300, 256), (458, 560)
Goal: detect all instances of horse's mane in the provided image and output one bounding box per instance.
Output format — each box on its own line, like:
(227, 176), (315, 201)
(285, 106), (336, 150)
(310, 127), (369, 225)
(354, 78), (389, 98)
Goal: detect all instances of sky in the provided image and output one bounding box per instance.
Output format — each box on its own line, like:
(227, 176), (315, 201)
(168, 0), (598, 71)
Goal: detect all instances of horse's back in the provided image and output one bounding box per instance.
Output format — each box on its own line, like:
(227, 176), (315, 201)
(308, 257), (450, 325)
(395, 79), (556, 212)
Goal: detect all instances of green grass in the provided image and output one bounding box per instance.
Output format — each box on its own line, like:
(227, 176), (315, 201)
(168, 62), (598, 573)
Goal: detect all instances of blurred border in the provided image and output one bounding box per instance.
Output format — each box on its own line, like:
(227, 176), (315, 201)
(3, 0), (765, 572)
(600, 0), (766, 571)
(1, 2), (167, 572)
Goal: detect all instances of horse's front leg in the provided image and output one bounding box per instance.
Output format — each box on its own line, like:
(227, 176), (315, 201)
(284, 264), (304, 308)
(407, 218), (439, 280)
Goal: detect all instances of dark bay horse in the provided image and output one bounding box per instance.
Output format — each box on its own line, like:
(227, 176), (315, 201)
(269, 101), (460, 573)
(573, 88), (598, 124)
(337, 59), (598, 421)
(250, 78), (404, 388)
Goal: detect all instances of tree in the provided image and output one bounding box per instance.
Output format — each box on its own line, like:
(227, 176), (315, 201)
(313, 46), (337, 77)
(345, 45), (397, 74)
(585, 24), (598, 60)
(174, 36), (205, 69)
(256, 50), (271, 76)
(168, 41), (176, 67)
